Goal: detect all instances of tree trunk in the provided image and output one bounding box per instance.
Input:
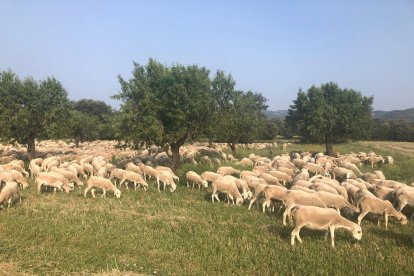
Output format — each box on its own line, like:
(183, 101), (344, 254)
(170, 142), (181, 169)
(74, 137), (80, 148)
(228, 142), (237, 159)
(325, 133), (334, 156)
(27, 133), (36, 160)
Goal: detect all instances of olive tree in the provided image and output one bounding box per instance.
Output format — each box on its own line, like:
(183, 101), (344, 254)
(0, 70), (70, 159)
(285, 82), (373, 156)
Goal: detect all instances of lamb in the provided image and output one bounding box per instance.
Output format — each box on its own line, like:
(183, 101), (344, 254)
(211, 177), (244, 205)
(357, 196), (407, 229)
(282, 190), (327, 226)
(186, 171), (208, 189)
(200, 171), (221, 183)
(0, 181), (21, 208)
(119, 171), (149, 190)
(217, 166), (241, 176)
(290, 205), (362, 247)
(36, 172), (72, 193)
(156, 171), (177, 192)
(84, 176), (121, 198)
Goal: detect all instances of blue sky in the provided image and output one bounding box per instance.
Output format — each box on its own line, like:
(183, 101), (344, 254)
(1, 1), (413, 111)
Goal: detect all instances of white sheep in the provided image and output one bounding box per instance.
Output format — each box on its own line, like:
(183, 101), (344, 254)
(290, 205), (362, 247)
(186, 171), (208, 189)
(50, 167), (84, 187)
(119, 171), (149, 190)
(139, 164), (159, 181)
(217, 166), (241, 176)
(357, 195), (407, 229)
(36, 172), (72, 193)
(268, 170), (291, 186)
(0, 181), (21, 208)
(211, 177), (244, 205)
(109, 168), (128, 186)
(84, 176), (121, 198)
(200, 171), (222, 183)
(0, 170), (29, 189)
(262, 185), (288, 213)
(157, 171), (177, 192)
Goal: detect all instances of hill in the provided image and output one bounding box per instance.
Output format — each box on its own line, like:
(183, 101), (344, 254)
(264, 110), (288, 119)
(373, 108), (414, 121)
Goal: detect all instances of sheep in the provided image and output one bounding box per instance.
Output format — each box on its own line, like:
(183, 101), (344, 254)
(376, 180), (407, 190)
(313, 179), (348, 200)
(337, 161), (363, 177)
(292, 159), (307, 169)
(292, 169), (309, 182)
(260, 173), (281, 186)
(36, 172), (72, 193)
(277, 166), (297, 178)
(125, 162), (143, 175)
(304, 163), (328, 177)
(366, 156), (385, 168)
(268, 170), (292, 186)
(29, 163), (42, 179)
(155, 166), (179, 181)
(50, 167), (84, 187)
(282, 190), (327, 226)
(84, 176), (121, 198)
(217, 166), (241, 177)
(290, 205), (362, 247)
(253, 165), (270, 176)
(156, 171), (177, 192)
(236, 158), (254, 167)
(199, 156), (212, 167)
(394, 189), (414, 212)
(96, 167), (108, 178)
(240, 170), (258, 180)
(262, 185), (289, 213)
(357, 196), (407, 229)
(310, 182), (339, 196)
(119, 171), (149, 190)
(211, 177), (244, 205)
(316, 191), (359, 214)
(109, 168), (128, 186)
(68, 163), (86, 178)
(247, 183), (269, 210)
(374, 186), (395, 201)
(186, 171), (208, 189)
(332, 167), (356, 181)
(0, 170), (29, 189)
(200, 171), (221, 183)
(82, 163), (95, 176)
(291, 185), (316, 193)
(0, 181), (21, 208)
(385, 156), (394, 165)
(139, 164), (159, 181)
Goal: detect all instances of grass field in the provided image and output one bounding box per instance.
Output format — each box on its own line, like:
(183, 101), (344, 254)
(1, 141), (414, 275)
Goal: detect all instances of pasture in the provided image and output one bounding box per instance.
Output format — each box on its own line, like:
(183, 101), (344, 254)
(1, 141), (414, 275)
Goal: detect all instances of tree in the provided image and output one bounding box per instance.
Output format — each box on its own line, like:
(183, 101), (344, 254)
(286, 82), (373, 156)
(0, 70), (70, 159)
(113, 59), (214, 167)
(210, 70), (268, 157)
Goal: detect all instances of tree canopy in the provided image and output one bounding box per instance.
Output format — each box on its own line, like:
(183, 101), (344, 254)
(113, 58), (214, 167)
(285, 82), (373, 155)
(0, 70), (70, 159)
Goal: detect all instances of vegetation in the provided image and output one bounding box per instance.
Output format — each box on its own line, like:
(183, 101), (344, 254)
(0, 70), (70, 159)
(0, 141), (414, 275)
(286, 82), (374, 156)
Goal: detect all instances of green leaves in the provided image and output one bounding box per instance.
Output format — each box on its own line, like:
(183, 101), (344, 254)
(286, 82), (374, 154)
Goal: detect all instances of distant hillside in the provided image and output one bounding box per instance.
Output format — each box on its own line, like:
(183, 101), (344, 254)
(373, 108), (414, 122)
(264, 110), (288, 119)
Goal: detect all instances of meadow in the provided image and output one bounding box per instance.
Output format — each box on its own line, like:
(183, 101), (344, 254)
(1, 141), (414, 275)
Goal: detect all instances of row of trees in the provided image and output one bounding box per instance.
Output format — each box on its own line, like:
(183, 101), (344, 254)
(3, 59), (408, 165)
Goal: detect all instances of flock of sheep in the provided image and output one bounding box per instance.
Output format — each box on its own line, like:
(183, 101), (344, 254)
(0, 140), (412, 248)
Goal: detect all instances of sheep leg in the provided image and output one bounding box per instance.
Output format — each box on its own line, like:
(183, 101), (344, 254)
(8, 197), (12, 208)
(186, 181), (189, 187)
(91, 188), (96, 198)
(283, 207), (292, 226)
(248, 197), (256, 210)
(84, 186), (92, 197)
(119, 178), (128, 190)
(385, 213), (389, 230)
(102, 189), (106, 198)
(215, 193), (220, 202)
(291, 225), (303, 246)
(329, 226), (335, 247)
(357, 210), (370, 226)
(262, 200), (270, 213)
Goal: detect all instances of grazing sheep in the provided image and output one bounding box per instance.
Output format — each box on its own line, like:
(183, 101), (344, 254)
(385, 156), (394, 165)
(0, 170), (29, 189)
(96, 167), (108, 178)
(50, 167), (84, 187)
(155, 166), (179, 181)
(262, 185), (289, 213)
(139, 164), (159, 181)
(125, 162), (143, 175)
(0, 182), (21, 208)
(109, 168), (128, 186)
(200, 171), (221, 183)
(82, 163), (95, 176)
(260, 173), (281, 186)
(332, 167), (356, 181)
(366, 156), (385, 168)
(304, 163), (328, 177)
(36, 172), (72, 194)
(277, 167), (297, 178)
(236, 158), (254, 167)
(268, 170), (291, 186)
(186, 171), (208, 189)
(84, 176), (121, 198)
(293, 169), (310, 182)
(157, 171), (177, 192)
(253, 165), (270, 176)
(217, 166), (241, 176)
(357, 196), (407, 229)
(211, 177), (244, 205)
(119, 171), (149, 190)
(316, 191), (359, 214)
(394, 189), (414, 212)
(338, 161), (363, 177)
(310, 182), (339, 196)
(290, 205), (362, 247)
(240, 170), (258, 180)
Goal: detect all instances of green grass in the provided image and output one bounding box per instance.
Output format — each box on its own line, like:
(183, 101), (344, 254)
(1, 141), (414, 275)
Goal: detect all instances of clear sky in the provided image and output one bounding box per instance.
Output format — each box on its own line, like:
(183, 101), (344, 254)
(1, 0), (413, 111)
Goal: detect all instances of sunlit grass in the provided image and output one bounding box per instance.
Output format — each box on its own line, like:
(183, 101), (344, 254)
(0, 141), (414, 274)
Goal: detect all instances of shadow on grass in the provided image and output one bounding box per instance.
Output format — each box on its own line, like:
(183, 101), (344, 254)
(370, 227), (414, 248)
